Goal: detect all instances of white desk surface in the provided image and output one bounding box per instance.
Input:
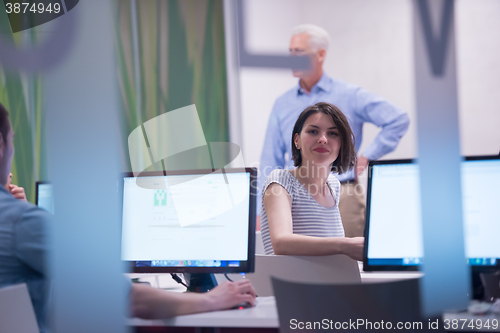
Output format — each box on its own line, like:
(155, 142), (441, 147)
(129, 296), (279, 328)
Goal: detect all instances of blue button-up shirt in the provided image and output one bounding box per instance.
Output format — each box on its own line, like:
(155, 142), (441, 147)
(0, 186), (51, 333)
(258, 73), (410, 213)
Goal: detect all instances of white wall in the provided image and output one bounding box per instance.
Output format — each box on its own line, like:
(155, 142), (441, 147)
(455, 0), (500, 156)
(235, 0), (500, 168)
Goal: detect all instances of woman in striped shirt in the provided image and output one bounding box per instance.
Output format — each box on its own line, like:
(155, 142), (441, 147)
(260, 102), (364, 260)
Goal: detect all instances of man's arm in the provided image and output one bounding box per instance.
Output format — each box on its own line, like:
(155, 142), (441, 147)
(131, 279), (256, 319)
(355, 154), (369, 178)
(354, 88), (410, 162)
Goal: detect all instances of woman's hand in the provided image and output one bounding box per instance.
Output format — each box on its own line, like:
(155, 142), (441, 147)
(355, 155), (369, 180)
(204, 279), (256, 311)
(341, 237), (365, 261)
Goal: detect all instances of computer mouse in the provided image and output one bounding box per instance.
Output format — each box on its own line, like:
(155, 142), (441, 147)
(232, 302), (253, 310)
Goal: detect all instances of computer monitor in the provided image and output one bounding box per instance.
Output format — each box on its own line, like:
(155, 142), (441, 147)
(120, 168), (256, 276)
(364, 156), (500, 272)
(35, 181), (54, 214)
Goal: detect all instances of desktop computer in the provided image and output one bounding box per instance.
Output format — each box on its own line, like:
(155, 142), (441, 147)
(364, 155), (500, 274)
(120, 168), (257, 291)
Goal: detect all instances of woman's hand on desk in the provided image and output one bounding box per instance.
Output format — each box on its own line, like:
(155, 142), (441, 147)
(340, 237), (364, 261)
(204, 280), (256, 311)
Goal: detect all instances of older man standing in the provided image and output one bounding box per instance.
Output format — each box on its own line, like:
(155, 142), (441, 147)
(259, 24), (410, 237)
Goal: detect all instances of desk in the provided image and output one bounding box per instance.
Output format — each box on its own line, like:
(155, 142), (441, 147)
(129, 274), (497, 333)
(128, 270), (422, 331)
(129, 296), (279, 332)
(358, 262), (424, 283)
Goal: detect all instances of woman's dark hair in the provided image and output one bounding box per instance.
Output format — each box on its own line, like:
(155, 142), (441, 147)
(0, 103), (10, 145)
(291, 102), (356, 174)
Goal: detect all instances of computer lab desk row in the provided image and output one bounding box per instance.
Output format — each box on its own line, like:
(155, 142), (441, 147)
(127, 273), (421, 332)
(129, 271), (500, 332)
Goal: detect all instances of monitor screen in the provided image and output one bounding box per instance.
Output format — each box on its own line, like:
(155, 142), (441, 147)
(364, 156), (500, 271)
(36, 182), (54, 214)
(121, 168), (256, 273)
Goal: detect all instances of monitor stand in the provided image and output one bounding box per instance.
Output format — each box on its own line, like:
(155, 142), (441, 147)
(184, 273), (218, 293)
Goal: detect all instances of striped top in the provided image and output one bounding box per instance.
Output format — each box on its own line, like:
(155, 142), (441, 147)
(260, 169), (345, 255)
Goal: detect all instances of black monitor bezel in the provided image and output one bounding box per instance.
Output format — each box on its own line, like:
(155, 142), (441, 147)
(363, 155), (500, 272)
(120, 168), (257, 274)
(35, 181), (50, 206)
(363, 159), (417, 272)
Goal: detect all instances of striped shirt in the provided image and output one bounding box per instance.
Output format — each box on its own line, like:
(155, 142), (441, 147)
(260, 169), (345, 255)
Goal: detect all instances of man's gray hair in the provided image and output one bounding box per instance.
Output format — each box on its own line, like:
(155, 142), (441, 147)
(291, 24), (331, 52)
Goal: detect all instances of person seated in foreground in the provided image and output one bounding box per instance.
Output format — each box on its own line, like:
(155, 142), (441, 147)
(260, 102), (364, 260)
(0, 102), (255, 329)
(131, 279), (256, 319)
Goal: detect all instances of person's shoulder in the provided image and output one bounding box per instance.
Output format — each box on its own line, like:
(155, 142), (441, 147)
(327, 173), (341, 191)
(17, 201), (51, 227)
(267, 169), (292, 182)
(265, 169), (297, 190)
(330, 76), (388, 103)
(327, 172), (340, 183)
(15, 205), (51, 243)
(22, 203), (52, 221)
(330, 77), (361, 94)
(277, 84), (299, 100)
(0, 190), (50, 227)
(264, 169), (296, 198)
(0, 189), (30, 216)
(272, 85), (300, 110)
